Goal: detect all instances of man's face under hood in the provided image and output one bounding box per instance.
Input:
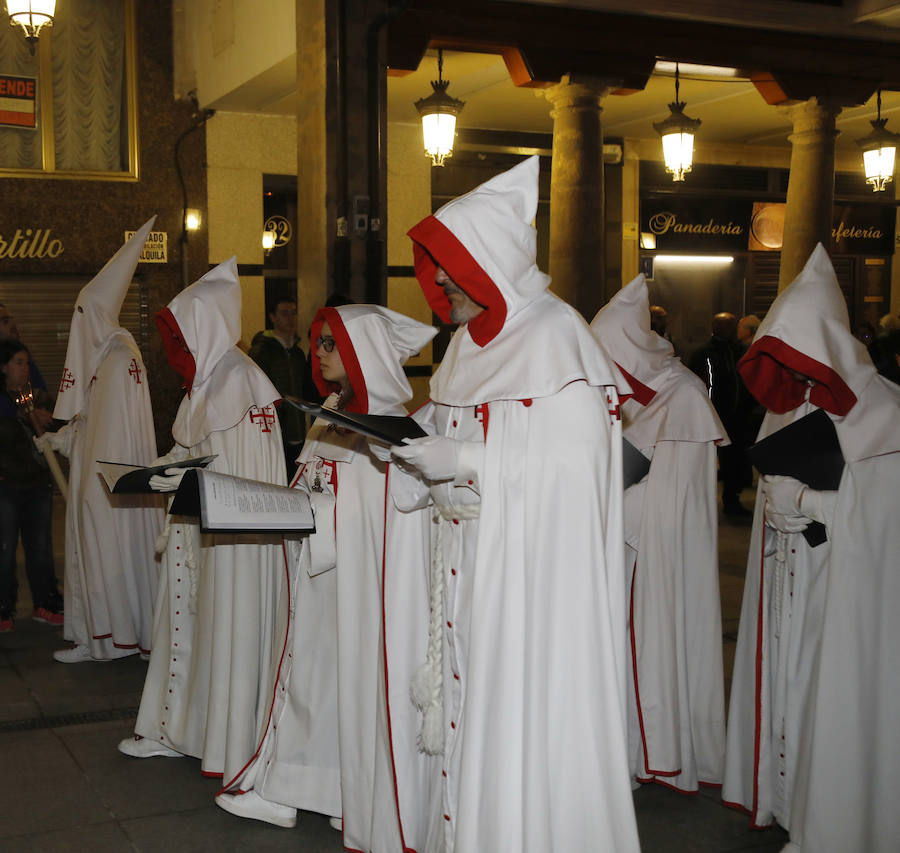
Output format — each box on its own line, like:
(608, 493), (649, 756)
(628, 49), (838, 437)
(436, 266), (485, 326)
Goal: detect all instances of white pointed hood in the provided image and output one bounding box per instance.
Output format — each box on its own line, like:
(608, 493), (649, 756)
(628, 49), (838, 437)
(54, 217), (155, 420)
(740, 243), (900, 461)
(591, 274), (727, 447)
(156, 257), (279, 447)
(407, 155), (628, 406)
(310, 304), (436, 415)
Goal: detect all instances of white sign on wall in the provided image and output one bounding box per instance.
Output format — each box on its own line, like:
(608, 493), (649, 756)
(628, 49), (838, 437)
(125, 230), (167, 263)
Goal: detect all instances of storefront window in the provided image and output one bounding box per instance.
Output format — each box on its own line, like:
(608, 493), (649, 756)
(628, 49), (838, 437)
(0, 0), (138, 179)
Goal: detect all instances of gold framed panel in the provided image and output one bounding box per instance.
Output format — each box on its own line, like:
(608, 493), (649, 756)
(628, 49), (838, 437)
(0, 0), (139, 182)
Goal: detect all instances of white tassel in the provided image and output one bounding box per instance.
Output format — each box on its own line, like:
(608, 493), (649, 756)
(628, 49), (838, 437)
(411, 513), (446, 756)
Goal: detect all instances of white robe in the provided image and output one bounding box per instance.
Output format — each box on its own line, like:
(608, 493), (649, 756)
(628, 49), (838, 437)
(723, 244), (900, 851)
(624, 437), (725, 792)
(394, 383), (640, 853)
(723, 402), (900, 851)
(134, 403), (287, 782)
(224, 416), (440, 852)
(58, 334), (161, 658)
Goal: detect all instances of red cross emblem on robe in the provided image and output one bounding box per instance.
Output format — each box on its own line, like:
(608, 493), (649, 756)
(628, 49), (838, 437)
(58, 368), (75, 393)
(128, 358), (142, 384)
(605, 387), (621, 423)
(249, 405), (277, 433)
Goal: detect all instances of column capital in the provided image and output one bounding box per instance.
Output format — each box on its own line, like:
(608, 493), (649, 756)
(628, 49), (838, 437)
(779, 96), (842, 144)
(543, 74), (617, 115)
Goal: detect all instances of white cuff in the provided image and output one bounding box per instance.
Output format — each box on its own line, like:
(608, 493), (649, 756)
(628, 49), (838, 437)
(453, 441), (484, 491)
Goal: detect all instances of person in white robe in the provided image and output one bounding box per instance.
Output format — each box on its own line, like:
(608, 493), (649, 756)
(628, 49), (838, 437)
(722, 244), (900, 853)
(591, 273), (727, 793)
(118, 258), (288, 785)
(217, 304), (441, 850)
(388, 156), (641, 853)
(46, 219), (162, 663)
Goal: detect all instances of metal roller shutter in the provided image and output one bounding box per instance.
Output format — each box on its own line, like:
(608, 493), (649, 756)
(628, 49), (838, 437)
(0, 275), (149, 394)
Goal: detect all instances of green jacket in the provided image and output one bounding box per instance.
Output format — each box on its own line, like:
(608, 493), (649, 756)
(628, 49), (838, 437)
(249, 330), (308, 443)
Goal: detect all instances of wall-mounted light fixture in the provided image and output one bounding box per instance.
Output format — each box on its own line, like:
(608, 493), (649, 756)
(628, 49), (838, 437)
(415, 49), (465, 167)
(857, 89), (899, 193)
(184, 209), (201, 232)
(653, 63), (702, 183)
(5, 0), (55, 55)
(262, 229), (276, 255)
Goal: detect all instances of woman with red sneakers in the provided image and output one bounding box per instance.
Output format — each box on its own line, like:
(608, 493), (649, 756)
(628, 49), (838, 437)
(0, 340), (63, 632)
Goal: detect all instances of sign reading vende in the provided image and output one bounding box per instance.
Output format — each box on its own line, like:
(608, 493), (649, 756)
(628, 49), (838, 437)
(0, 74), (37, 129)
(125, 230), (168, 263)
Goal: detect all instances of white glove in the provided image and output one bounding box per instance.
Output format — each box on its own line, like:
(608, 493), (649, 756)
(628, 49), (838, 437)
(34, 429), (66, 454)
(391, 435), (463, 482)
(799, 487), (837, 526)
(367, 439), (393, 463)
(149, 468), (188, 492)
(761, 474), (810, 534)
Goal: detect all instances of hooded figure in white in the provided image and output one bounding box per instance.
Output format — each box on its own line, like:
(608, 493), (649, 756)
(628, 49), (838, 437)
(722, 244), (900, 853)
(390, 156), (640, 853)
(217, 305), (441, 849)
(591, 274), (727, 793)
(49, 218), (162, 663)
(119, 258), (288, 785)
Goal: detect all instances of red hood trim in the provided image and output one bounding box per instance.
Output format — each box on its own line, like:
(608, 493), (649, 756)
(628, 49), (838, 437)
(155, 307), (196, 394)
(408, 215), (507, 347)
(615, 363), (656, 407)
(310, 307), (368, 414)
(738, 335), (856, 416)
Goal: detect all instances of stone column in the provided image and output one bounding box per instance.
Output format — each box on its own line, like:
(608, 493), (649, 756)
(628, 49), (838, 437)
(544, 75), (614, 319)
(778, 97), (841, 290)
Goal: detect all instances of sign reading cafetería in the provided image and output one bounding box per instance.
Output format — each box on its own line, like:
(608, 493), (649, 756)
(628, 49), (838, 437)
(641, 197), (896, 255)
(124, 230), (168, 263)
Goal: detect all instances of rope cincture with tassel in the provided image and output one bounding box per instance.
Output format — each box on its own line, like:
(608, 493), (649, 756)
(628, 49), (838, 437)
(412, 501), (480, 756)
(16, 380), (69, 502)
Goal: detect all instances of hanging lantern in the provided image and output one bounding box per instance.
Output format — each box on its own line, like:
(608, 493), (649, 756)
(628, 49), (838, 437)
(5, 0), (55, 54)
(857, 89), (899, 193)
(414, 49), (465, 167)
(653, 63), (702, 182)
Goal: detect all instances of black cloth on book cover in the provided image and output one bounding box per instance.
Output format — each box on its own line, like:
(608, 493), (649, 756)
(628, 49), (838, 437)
(747, 408), (844, 547)
(623, 438), (652, 489)
(283, 397), (426, 445)
(104, 455), (216, 493)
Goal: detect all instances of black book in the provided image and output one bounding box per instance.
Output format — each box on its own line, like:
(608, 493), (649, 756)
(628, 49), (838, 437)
(747, 408), (844, 547)
(623, 437), (652, 489)
(97, 455), (217, 494)
(283, 396), (427, 445)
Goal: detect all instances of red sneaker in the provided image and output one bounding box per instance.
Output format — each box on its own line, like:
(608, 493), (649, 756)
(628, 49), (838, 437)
(0, 616), (13, 633)
(33, 606), (64, 626)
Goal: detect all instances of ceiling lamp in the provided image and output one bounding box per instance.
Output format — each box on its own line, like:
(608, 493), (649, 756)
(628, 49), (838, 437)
(5, 1), (55, 55)
(653, 63), (702, 182)
(414, 49), (465, 167)
(857, 89), (899, 193)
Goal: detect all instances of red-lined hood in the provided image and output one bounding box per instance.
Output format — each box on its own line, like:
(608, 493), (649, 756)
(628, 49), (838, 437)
(739, 244), (870, 416)
(157, 257), (279, 447)
(407, 155), (550, 347)
(591, 274), (727, 447)
(743, 243), (900, 463)
(311, 305), (436, 415)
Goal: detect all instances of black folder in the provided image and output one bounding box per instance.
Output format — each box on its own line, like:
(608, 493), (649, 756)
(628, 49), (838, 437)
(623, 437), (652, 489)
(747, 408), (844, 547)
(283, 397), (427, 445)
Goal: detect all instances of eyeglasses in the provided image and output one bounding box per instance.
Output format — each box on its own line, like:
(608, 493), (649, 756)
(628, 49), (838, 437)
(316, 335), (336, 353)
